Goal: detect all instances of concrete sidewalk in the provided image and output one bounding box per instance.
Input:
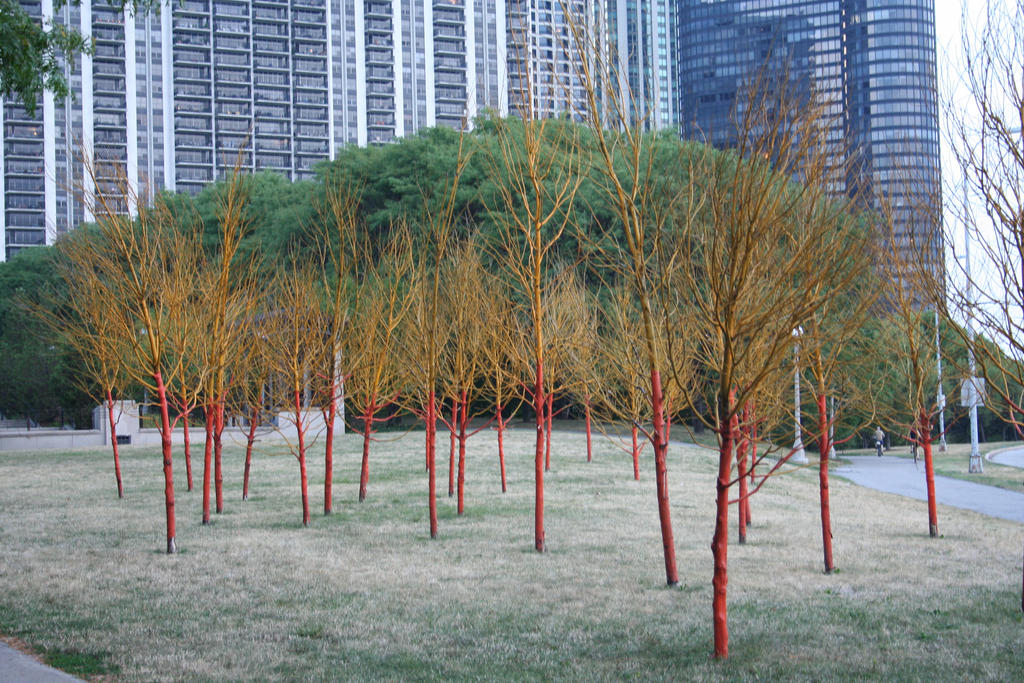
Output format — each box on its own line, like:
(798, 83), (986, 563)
(835, 454), (1024, 524)
(0, 641), (83, 682)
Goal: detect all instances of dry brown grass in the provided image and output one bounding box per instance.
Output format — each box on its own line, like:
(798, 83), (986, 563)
(0, 426), (1022, 681)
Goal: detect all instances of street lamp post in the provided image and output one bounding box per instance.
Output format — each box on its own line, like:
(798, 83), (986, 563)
(828, 395), (836, 460)
(792, 327), (807, 464)
(934, 309), (947, 452)
(963, 180), (983, 473)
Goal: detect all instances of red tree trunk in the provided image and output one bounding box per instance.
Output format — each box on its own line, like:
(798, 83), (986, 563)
(734, 408), (748, 545)
(359, 395), (375, 502)
(214, 402), (224, 514)
(496, 403), (507, 493)
(631, 423), (640, 480)
(457, 390), (467, 515)
(294, 389), (310, 527)
(324, 383), (337, 514)
(181, 401), (192, 492)
(585, 399), (592, 463)
(448, 397), (457, 497)
(545, 392), (553, 471)
(711, 405), (732, 657)
(920, 410), (938, 537)
(535, 363), (546, 552)
(817, 393), (834, 572)
(202, 404), (213, 524)
(427, 391), (438, 539)
(154, 371), (176, 554)
(242, 405), (258, 501)
(650, 370), (677, 586)
(106, 390), (123, 499)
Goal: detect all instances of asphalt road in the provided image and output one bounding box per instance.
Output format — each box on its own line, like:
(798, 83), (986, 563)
(990, 445), (1024, 470)
(0, 641), (83, 683)
(835, 454), (1024, 524)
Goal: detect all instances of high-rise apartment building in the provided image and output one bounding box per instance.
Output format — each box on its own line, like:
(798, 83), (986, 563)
(676, 0), (943, 271)
(2, 0), (941, 267)
(585, 0), (677, 128)
(2, 0), (529, 260)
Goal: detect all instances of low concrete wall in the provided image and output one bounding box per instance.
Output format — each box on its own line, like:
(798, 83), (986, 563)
(0, 402), (343, 452)
(0, 429), (104, 451)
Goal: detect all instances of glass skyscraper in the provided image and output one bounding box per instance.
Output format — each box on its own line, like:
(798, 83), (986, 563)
(677, 0), (943, 271)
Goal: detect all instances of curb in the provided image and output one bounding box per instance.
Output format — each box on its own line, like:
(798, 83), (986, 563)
(985, 444), (1024, 462)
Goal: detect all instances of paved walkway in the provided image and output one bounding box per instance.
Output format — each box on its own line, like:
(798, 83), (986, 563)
(989, 445), (1024, 469)
(0, 641), (83, 682)
(835, 454), (1024, 524)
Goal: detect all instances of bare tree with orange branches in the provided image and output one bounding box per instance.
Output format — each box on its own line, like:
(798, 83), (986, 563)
(590, 284), (653, 480)
(260, 265), (327, 527)
(229, 330), (272, 502)
(436, 235), (499, 514)
(343, 229), (414, 503)
(312, 170), (362, 515)
(564, 12), (683, 585)
(800, 250), (882, 572)
(48, 245), (130, 498)
(477, 268), (522, 492)
(397, 131), (471, 540)
(484, 110), (583, 552)
(534, 265), (591, 472)
(561, 286), (601, 464)
(661, 73), (868, 656)
(194, 167), (259, 523)
(57, 160), (205, 553)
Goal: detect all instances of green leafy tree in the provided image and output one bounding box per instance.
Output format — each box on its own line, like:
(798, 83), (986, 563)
(0, 246), (85, 426)
(0, 0), (90, 115)
(0, 0), (162, 115)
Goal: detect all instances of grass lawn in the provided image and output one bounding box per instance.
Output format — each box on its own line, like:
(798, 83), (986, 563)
(0, 426), (1022, 681)
(843, 440), (1024, 493)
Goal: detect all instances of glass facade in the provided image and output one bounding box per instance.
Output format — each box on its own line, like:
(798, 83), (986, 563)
(677, 0), (943, 272)
(842, 0), (942, 273)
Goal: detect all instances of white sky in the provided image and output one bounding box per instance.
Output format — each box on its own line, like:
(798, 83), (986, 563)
(934, 1), (1022, 359)
(935, 4), (993, 284)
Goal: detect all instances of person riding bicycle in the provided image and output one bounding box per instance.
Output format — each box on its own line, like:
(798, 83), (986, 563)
(873, 426), (885, 457)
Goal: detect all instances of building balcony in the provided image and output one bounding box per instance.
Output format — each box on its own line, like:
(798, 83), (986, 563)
(435, 70), (466, 86)
(366, 81), (394, 95)
(175, 52), (211, 66)
(293, 58), (326, 74)
(4, 142), (44, 157)
(174, 16), (210, 30)
(433, 39), (464, 55)
(367, 113), (395, 127)
(366, 66), (394, 80)
(292, 10), (325, 25)
(434, 26), (464, 38)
